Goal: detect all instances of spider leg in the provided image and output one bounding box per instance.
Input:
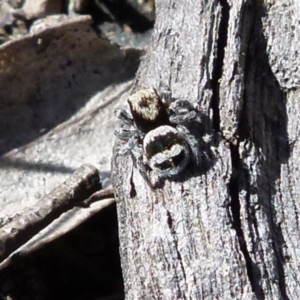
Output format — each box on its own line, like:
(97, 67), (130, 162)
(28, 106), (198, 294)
(169, 99), (199, 125)
(115, 108), (135, 127)
(159, 86), (173, 105)
(114, 126), (135, 142)
(129, 140), (155, 189)
(176, 125), (201, 167)
(116, 132), (154, 189)
(135, 159), (155, 189)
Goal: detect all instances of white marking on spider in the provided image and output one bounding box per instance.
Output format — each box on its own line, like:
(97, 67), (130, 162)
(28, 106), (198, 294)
(114, 88), (202, 188)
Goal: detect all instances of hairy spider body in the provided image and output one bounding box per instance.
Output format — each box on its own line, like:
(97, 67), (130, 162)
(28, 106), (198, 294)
(115, 88), (201, 186)
(127, 88), (170, 133)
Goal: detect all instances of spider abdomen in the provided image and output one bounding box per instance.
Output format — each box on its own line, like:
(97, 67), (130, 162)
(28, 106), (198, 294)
(127, 88), (170, 133)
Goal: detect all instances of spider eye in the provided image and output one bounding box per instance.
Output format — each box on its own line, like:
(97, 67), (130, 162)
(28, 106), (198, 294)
(172, 149), (186, 167)
(153, 148), (186, 170)
(155, 160), (172, 170)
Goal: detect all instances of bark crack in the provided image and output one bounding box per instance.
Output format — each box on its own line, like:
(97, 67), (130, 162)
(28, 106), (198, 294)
(166, 210), (187, 299)
(211, 0), (265, 297)
(210, 0), (229, 132)
(228, 144), (264, 299)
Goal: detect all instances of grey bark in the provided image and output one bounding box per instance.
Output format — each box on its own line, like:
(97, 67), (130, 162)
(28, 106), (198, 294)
(112, 0), (300, 299)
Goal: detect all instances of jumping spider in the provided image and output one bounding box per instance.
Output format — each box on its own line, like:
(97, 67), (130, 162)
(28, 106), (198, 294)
(114, 88), (202, 187)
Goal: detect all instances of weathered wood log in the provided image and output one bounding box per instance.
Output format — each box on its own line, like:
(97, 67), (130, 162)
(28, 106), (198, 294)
(112, 0), (300, 299)
(0, 164), (101, 263)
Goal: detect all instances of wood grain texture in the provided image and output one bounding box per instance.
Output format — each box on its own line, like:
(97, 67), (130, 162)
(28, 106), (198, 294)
(0, 164), (101, 263)
(0, 15), (141, 216)
(113, 0), (300, 299)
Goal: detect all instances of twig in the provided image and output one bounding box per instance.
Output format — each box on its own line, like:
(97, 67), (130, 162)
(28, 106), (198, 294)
(0, 191), (115, 271)
(0, 163), (102, 263)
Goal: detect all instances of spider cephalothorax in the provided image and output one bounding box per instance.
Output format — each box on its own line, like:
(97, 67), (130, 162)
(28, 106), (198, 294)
(114, 88), (202, 187)
(143, 125), (190, 177)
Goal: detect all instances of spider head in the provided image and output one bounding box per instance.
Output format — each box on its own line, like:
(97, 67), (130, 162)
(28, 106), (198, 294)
(143, 125), (190, 177)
